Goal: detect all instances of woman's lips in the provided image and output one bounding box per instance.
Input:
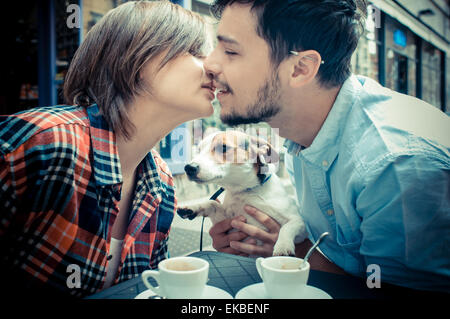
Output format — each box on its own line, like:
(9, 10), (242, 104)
(202, 87), (215, 100)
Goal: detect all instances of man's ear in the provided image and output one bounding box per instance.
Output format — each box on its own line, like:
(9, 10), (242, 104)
(289, 50), (323, 88)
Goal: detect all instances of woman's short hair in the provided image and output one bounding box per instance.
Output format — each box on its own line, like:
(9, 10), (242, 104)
(64, 0), (208, 139)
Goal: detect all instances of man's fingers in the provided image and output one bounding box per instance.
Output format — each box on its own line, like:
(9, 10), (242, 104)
(230, 219), (275, 244)
(210, 216), (248, 251)
(209, 216), (246, 236)
(209, 218), (233, 236)
(242, 237), (258, 245)
(244, 205), (280, 233)
(230, 240), (272, 257)
(227, 230), (249, 242)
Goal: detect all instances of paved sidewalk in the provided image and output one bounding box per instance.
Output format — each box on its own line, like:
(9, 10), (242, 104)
(168, 197), (215, 257)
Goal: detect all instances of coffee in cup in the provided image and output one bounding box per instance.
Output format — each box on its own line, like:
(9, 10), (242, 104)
(141, 256), (209, 299)
(165, 260), (198, 271)
(256, 256), (310, 299)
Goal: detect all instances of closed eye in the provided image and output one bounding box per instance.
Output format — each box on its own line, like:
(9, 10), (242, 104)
(224, 50), (237, 56)
(189, 49), (206, 59)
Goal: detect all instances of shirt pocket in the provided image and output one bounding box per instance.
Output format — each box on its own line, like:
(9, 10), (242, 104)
(335, 206), (362, 247)
(336, 224), (360, 248)
(335, 219), (364, 275)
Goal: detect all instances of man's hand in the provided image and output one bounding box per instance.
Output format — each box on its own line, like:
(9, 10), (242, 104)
(295, 239), (347, 275)
(209, 216), (251, 256)
(229, 205), (281, 257)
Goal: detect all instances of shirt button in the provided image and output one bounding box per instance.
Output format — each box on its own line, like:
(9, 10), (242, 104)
(322, 160), (329, 167)
(326, 209), (334, 216)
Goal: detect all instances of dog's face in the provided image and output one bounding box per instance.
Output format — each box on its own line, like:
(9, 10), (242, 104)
(184, 130), (278, 190)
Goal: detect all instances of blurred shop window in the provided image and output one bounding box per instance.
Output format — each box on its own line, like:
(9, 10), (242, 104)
(384, 16), (418, 97)
(351, 6), (380, 82)
(386, 49), (408, 94)
(0, 2), (39, 114)
(447, 56), (450, 113)
(82, 0), (128, 39)
(421, 41), (442, 109)
(55, 0), (79, 104)
(192, 0), (212, 16)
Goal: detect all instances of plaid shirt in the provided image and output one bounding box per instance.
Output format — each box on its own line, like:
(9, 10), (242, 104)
(0, 104), (176, 298)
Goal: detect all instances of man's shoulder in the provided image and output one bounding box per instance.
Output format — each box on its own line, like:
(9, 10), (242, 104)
(357, 77), (449, 144)
(343, 78), (449, 172)
(0, 105), (90, 156)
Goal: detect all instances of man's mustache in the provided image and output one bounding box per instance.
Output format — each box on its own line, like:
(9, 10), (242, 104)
(212, 77), (233, 94)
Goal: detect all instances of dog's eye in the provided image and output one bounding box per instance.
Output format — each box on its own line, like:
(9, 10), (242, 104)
(215, 144), (229, 154)
(240, 139), (249, 150)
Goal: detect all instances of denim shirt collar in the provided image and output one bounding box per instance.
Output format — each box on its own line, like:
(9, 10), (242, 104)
(284, 75), (364, 170)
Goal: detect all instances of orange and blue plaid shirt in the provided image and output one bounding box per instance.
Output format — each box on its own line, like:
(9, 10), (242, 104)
(0, 104), (176, 298)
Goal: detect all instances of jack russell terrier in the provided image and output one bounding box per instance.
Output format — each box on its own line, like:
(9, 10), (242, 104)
(177, 130), (307, 256)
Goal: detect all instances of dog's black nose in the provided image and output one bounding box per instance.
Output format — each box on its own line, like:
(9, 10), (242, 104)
(184, 163), (200, 177)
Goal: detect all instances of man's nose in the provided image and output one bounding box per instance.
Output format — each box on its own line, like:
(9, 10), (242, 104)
(203, 53), (221, 79)
(184, 163), (200, 177)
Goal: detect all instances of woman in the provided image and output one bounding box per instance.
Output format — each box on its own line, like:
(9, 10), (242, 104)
(0, 1), (214, 298)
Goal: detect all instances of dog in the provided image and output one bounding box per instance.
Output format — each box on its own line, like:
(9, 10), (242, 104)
(177, 130), (307, 256)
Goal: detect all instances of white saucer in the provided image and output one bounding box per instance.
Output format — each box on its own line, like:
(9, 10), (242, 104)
(235, 283), (332, 299)
(135, 285), (233, 299)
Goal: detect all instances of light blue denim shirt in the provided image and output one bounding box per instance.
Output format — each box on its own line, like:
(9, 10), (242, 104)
(284, 75), (450, 292)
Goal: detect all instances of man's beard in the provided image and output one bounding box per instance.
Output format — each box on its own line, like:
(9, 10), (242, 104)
(221, 73), (282, 126)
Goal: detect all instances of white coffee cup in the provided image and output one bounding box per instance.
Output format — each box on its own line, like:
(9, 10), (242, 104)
(141, 256), (209, 299)
(256, 256), (310, 299)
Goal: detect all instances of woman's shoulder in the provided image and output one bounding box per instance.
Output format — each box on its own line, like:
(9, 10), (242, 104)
(0, 105), (90, 156)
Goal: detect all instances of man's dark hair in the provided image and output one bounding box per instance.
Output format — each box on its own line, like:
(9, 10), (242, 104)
(211, 0), (367, 88)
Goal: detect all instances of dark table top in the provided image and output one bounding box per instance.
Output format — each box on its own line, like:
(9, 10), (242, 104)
(86, 251), (447, 299)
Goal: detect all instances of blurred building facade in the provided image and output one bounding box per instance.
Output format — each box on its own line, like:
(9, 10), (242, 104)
(0, 0), (448, 201)
(352, 0), (449, 113)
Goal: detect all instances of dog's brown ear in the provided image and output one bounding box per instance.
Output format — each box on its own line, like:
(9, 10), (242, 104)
(249, 137), (279, 176)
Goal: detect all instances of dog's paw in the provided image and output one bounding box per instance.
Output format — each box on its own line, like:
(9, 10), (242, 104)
(272, 241), (296, 256)
(177, 207), (198, 220)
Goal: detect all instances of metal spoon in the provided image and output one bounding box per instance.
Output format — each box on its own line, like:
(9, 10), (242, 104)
(301, 232), (329, 268)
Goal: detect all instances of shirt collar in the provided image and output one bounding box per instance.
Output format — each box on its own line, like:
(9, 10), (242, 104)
(87, 104), (122, 187)
(87, 104), (168, 202)
(138, 150), (166, 201)
(284, 75), (364, 169)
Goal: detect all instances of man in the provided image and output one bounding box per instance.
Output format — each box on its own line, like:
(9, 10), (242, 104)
(203, 0), (450, 292)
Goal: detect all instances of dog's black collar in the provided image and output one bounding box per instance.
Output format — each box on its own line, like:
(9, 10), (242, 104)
(246, 174), (272, 192)
(261, 174), (272, 185)
(209, 187), (225, 201)
(209, 174), (272, 199)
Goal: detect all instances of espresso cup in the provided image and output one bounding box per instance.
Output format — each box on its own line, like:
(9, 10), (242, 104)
(141, 256), (209, 299)
(256, 256), (310, 299)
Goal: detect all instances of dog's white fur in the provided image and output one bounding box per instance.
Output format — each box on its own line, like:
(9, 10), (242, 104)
(179, 130), (307, 256)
